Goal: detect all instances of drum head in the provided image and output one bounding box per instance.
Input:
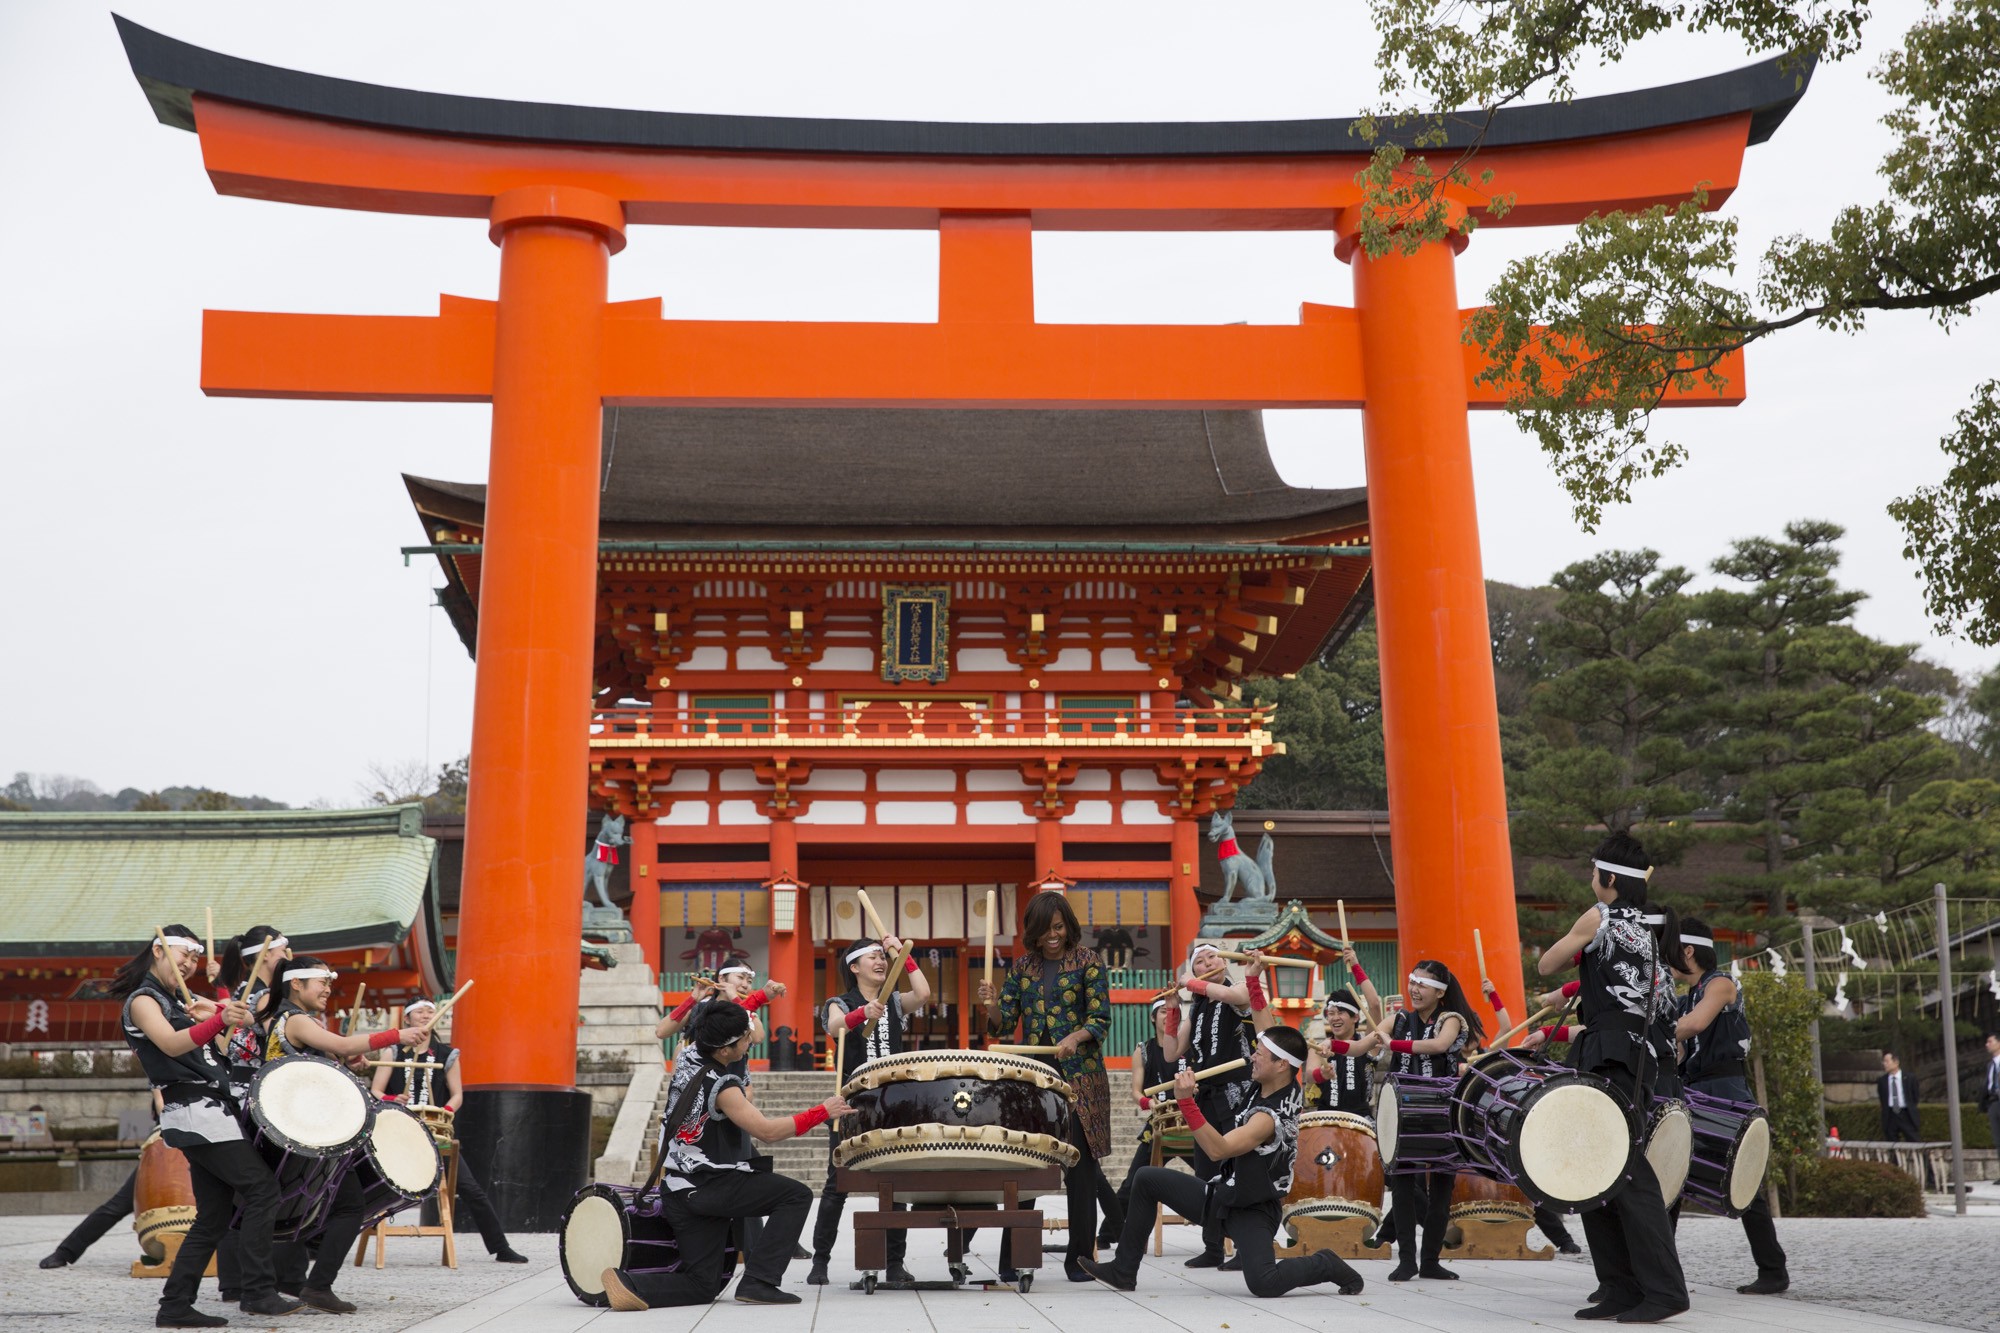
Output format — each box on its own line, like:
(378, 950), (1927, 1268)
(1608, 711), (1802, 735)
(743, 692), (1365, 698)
(1374, 1082), (1400, 1164)
(1516, 1080), (1631, 1206)
(1300, 1110), (1376, 1138)
(368, 1103), (442, 1192)
(1646, 1103), (1693, 1207)
(841, 1049), (1072, 1099)
(257, 1057), (370, 1150)
(1729, 1116), (1772, 1213)
(561, 1189), (628, 1305)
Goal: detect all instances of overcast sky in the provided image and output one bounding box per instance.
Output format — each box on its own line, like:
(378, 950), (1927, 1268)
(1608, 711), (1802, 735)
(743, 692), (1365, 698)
(2, 1), (1993, 808)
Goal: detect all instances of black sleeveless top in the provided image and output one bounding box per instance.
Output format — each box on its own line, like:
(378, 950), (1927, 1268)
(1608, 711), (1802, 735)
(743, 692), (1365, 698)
(1311, 1046), (1375, 1115)
(262, 999), (316, 1062)
(1577, 902), (1658, 1076)
(1214, 1080), (1303, 1212)
(383, 1039), (457, 1104)
(1679, 970), (1751, 1085)
(831, 988), (904, 1084)
(1187, 995), (1254, 1112)
(1389, 1008), (1466, 1079)
(119, 977), (240, 1149)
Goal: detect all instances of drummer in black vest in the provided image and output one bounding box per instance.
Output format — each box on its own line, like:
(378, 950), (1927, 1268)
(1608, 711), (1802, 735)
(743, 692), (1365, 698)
(807, 932), (930, 1287)
(1110, 997), (1189, 1241)
(370, 998), (528, 1264)
(1304, 987), (1384, 1115)
(262, 957), (427, 1314)
(1536, 833), (1689, 1323)
(1377, 959), (1481, 1281)
(208, 924), (290, 1305)
(1157, 940), (1256, 1270)
(1669, 915), (1789, 1295)
(110, 925), (299, 1328)
(600, 1002), (852, 1311)
(1078, 1010), (1365, 1299)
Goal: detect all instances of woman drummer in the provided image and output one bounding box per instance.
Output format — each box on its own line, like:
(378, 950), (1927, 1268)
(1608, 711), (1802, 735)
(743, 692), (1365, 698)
(260, 957), (427, 1313)
(1303, 987), (1384, 1115)
(208, 924), (290, 1304)
(1109, 996), (1188, 1243)
(110, 925), (299, 1327)
(1376, 958), (1482, 1282)
(1157, 939), (1256, 1270)
(978, 889), (1111, 1283)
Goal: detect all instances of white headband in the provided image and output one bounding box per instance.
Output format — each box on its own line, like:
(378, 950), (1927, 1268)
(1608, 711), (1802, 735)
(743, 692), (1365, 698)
(1681, 934), (1713, 948)
(160, 936), (204, 955)
(1258, 1033), (1303, 1068)
(718, 964), (754, 978)
(1594, 859), (1652, 881)
(1407, 972), (1447, 991)
(1324, 1000), (1361, 1017)
(242, 936), (288, 957)
(404, 1000), (438, 1016)
(845, 942), (886, 964)
(1150, 997), (1171, 1012)
(283, 967), (337, 982)
(1643, 913), (1666, 926)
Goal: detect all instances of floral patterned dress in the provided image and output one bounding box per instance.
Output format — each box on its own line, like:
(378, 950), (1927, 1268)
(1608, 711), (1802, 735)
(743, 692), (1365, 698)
(986, 946), (1111, 1158)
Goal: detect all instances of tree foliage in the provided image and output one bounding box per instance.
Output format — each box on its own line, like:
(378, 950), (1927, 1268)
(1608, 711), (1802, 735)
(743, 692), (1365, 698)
(1242, 619), (1388, 808)
(1738, 969), (1827, 1196)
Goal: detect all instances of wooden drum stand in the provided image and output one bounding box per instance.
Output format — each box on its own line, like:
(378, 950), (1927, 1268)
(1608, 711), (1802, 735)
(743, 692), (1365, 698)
(835, 1166), (1061, 1294)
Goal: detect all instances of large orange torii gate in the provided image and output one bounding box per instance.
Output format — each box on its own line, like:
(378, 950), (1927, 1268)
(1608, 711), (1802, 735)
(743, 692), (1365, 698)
(117, 15), (1810, 1225)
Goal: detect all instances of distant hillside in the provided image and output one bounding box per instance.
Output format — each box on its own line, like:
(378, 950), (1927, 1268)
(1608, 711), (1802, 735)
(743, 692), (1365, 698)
(1, 773), (289, 813)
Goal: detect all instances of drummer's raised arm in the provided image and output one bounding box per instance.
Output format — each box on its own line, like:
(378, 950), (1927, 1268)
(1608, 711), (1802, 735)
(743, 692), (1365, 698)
(1537, 905), (1601, 977)
(886, 937), (932, 1011)
(1348, 957), (1386, 1027)
(1241, 953), (1281, 1033)
(282, 1011), (425, 1060)
(977, 963), (1021, 1037)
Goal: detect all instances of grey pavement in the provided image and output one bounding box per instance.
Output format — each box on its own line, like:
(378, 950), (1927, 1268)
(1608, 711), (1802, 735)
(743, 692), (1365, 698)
(4, 1202), (1995, 1333)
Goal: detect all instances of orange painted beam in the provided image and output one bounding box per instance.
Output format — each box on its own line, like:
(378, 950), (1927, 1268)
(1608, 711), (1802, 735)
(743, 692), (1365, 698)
(201, 298), (495, 401)
(192, 96), (1754, 233)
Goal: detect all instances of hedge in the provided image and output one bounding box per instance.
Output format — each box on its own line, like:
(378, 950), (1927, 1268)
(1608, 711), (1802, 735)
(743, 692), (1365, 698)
(1822, 1103), (1994, 1150)
(1788, 1157), (1925, 1217)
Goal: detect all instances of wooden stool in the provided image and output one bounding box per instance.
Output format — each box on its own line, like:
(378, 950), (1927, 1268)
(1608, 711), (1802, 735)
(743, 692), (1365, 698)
(353, 1139), (459, 1269)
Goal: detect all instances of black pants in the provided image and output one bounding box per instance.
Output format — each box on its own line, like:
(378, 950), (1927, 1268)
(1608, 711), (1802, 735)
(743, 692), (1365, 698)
(168, 1140), (280, 1314)
(1187, 1088), (1239, 1259)
(1673, 1074), (1786, 1278)
(56, 1168), (136, 1260)
(626, 1171), (810, 1306)
(1390, 1171), (1454, 1267)
(1534, 1204), (1576, 1250)
(270, 1168), (367, 1293)
(1109, 1136), (1173, 1242)
(810, 1125), (906, 1268)
(991, 1112), (1095, 1270)
(1104, 1166), (1357, 1297)
(1581, 1063), (1687, 1310)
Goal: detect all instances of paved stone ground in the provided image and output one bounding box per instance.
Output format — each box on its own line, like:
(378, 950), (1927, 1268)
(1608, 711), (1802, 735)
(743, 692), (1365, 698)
(5, 1204), (1994, 1333)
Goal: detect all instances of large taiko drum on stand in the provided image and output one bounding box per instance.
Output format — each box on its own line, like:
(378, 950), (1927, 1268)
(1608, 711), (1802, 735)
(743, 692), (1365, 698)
(1282, 1110), (1384, 1234)
(1452, 1049), (1637, 1211)
(1680, 1088), (1771, 1217)
(832, 1051), (1078, 1199)
(240, 1054), (374, 1239)
(559, 1183), (739, 1307)
(1374, 1072), (1462, 1175)
(352, 1100), (443, 1232)
(133, 1131), (197, 1263)
(1644, 1097), (1694, 1208)
(1444, 1170), (1536, 1241)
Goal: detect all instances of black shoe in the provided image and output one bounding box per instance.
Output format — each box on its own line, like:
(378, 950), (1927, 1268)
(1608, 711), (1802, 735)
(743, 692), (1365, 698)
(1095, 1230), (1120, 1249)
(735, 1277), (801, 1305)
(1217, 1254), (1243, 1272)
(1388, 1260), (1419, 1282)
(238, 1294), (303, 1317)
(1615, 1303), (1689, 1324)
(157, 1311), (229, 1329)
(1560, 1241), (1583, 1255)
(1183, 1250), (1224, 1269)
(40, 1251), (76, 1269)
(997, 1267), (1019, 1284)
(793, 1243), (810, 1260)
(1588, 1287), (1608, 1303)
(1075, 1257), (1136, 1292)
(1576, 1302), (1635, 1320)
(1419, 1262), (1458, 1280)
(1738, 1274), (1789, 1295)
(884, 1264), (917, 1289)
(1064, 1257), (1093, 1283)
(1316, 1250), (1364, 1296)
(807, 1261), (830, 1286)
(298, 1286), (356, 1315)
(493, 1247), (529, 1264)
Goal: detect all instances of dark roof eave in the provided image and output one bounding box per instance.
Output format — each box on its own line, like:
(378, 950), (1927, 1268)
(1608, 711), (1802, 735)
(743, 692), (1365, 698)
(118, 16), (1814, 159)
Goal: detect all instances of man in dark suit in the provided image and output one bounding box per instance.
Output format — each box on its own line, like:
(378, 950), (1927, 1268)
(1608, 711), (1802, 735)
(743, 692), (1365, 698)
(1877, 1052), (1921, 1142)
(1980, 1034), (2000, 1166)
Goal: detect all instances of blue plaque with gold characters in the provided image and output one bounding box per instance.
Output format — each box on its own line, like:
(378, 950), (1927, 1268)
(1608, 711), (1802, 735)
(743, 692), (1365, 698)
(882, 584), (949, 683)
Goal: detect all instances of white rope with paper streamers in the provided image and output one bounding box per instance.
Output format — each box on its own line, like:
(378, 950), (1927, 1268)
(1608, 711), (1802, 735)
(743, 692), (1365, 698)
(1873, 911), (1890, 935)
(1765, 949), (1788, 978)
(1988, 970), (2000, 1002)
(1730, 956), (1742, 981)
(1832, 971), (1850, 1014)
(1838, 926), (1867, 969)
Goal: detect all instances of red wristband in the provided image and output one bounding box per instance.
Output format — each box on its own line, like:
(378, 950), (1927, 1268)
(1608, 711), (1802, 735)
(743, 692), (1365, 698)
(1572, 952), (1583, 967)
(187, 1013), (225, 1046)
(739, 990), (769, 1012)
(792, 1104), (829, 1136)
(1312, 1067), (1329, 1084)
(670, 994), (696, 1021)
(1245, 975), (1267, 1012)
(1554, 1025), (1573, 1042)
(1160, 1007), (1180, 1035)
(844, 1006), (869, 1031)
(1347, 962), (1368, 985)
(1186, 977), (1210, 995)
(369, 1029), (400, 1051)
(1561, 980), (1581, 999)
(1389, 1039), (1414, 1054)
(905, 956), (920, 974)
(1327, 1039), (1351, 1055)
(1177, 1097), (1206, 1131)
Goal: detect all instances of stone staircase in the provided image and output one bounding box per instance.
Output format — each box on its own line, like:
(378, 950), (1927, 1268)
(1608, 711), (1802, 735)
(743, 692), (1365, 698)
(576, 941), (665, 1115)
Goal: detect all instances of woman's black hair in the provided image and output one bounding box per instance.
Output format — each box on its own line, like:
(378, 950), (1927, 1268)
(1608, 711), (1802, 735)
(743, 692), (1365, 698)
(1591, 832), (1653, 904)
(689, 1000), (750, 1054)
(1260, 1023), (1309, 1068)
(1411, 959), (1487, 1045)
(277, 956), (330, 1006)
(1022, 891), (1083, 957)
(1677, 915), (1719, 975)
(108, 925), (200, 999)
(1644, 901), (1682, 958)
(217, 924), (284, 994)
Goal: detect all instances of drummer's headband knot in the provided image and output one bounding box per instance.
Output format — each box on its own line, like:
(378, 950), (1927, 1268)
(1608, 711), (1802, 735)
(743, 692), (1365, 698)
(159, 935), (203, 955)
(1593, 859), (1653, 881)
(845, 941), (886, 964)
(1258, 1033), (1303, 1068)
(1680, 934), (1714, 948)
(283, 967), (337, 983)
(1407, 972), (1447, 991)
(241, 936), (288, 957)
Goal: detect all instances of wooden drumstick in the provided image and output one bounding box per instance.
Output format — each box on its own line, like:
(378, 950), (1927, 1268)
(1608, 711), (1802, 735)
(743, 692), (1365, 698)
(153, 928), (196, 1006)
(345, 983), (367, 1037)
(427, 978), (475, 1029)
(1212, 949), (1315, 969)
(1151, 963), (1227, 1002)
(876, 938), (915, 1003)
(1492, 1001), (1568, 1048)
(1143, 1057), (1248, 1098)
(1337, 899), (1352, 957)
(1474, 929), (1491, 991)
(982, 888), (997, 991)
(856, 890), (890, 942)
(204, 908), (216, 969)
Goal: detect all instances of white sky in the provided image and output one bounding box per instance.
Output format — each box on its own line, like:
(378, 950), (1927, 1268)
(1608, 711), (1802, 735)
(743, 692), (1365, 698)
(2, 1), (1992, 807)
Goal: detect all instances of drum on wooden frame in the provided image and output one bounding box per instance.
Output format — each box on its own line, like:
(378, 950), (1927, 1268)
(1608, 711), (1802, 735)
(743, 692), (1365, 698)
(833, 1050), (1078, 1179)
(352, 1100), (443, 1232)
(1282, 1110), (1384, 1231)
(1680, 1088), (1771, 1217)
(1644, 1098), (1694, 1208)
(240, 1054), (374, 1239)
(559, 1183), (738, 1307)
(1374, 1072), (1461, 1175)
(1147, 1101), (1196, 1159)
(1452, 1048), (1636, 1211)
(1444, 1169), (1535, 1244)
(132, 1131), (196, 1262)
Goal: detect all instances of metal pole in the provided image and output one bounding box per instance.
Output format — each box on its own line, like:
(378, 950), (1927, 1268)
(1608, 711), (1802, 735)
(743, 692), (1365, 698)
(1935, 882), (1967, 1216)
(1798, 914), (1827, 1145)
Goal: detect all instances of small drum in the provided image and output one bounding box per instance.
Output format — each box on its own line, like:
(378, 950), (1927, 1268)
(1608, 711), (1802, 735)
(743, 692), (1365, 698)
(1453, 1049), (1636, 1210)
(241, 1054), (374, 1239)
(560, 1183), (737, 1307)
(132, 1131), (197, 1262)
(353, 1101), (443, 1231)
(1680, 1088), (1771, 1217)
(411, 1104), (456, 1143)
(1644, 1098), (1694, 1207)
(1374, 1072), (1461, 1175)
(1445, 1170), (1535, 1246)
(833, 1050), (1078, 1179)
(1147, 1102), (1195, 1159)
(1282, 1110), (1384, 1230)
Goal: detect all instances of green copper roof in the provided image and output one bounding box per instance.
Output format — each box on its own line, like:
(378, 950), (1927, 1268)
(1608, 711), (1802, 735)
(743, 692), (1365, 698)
(0, 806), (436, 957)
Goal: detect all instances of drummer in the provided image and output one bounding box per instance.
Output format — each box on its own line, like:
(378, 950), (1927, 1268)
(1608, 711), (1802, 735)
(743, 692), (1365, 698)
(261, 957), (428, 1314)
(1157, 940), (1256, 1271)
(1303, 987), (1384, 1115)
(369, 999), (528, 1264)
(1376, 959), (1482, 1281)
(1535, 833), (1688, 1323)
(208, 925), (291, 1306)
(110, 925), (297, 1327)
(1668, 914), (1789, 1295)
(1077, 1019), (1365, 1299)
(1110, 996), (1190, 1244)
(808, 932), (930, 1287)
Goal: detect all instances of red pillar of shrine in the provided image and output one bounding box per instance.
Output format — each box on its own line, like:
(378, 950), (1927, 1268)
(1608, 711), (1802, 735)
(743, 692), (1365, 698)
(766, 817), (804, 1064)
(451, 185), (625, 1229)
(630, 817), (661, 978)
(1169, 814), (1201, 966)
(1342, 214), (1526, 1020)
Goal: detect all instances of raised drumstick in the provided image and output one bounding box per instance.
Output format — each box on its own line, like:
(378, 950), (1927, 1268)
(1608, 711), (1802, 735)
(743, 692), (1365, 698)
(1143, 1058), (1248, 1098)
(1212, 949), (1314, 969)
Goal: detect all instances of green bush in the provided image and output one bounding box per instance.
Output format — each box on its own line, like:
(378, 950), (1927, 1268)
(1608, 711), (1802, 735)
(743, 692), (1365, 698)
(1823, 1103), (1994, 1150)
(1739, 972), (1825, 1186)
(1788, 1157), (1924, 1217)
